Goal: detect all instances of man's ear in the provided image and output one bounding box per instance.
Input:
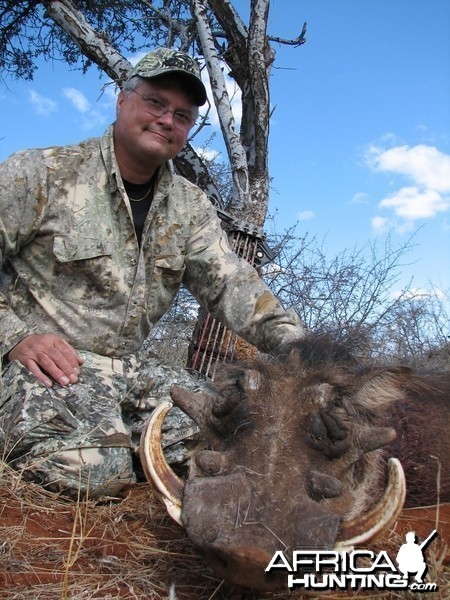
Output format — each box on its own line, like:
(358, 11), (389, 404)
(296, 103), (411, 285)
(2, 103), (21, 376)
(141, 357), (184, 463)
(116, 89), (127, 114)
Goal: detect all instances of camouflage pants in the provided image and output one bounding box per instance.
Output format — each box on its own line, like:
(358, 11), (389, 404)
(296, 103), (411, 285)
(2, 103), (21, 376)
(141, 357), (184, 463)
(0, 348), (207, 498)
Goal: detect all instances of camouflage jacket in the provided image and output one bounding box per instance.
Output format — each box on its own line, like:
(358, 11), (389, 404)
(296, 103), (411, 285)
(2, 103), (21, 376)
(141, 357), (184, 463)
(0, 125), (303, 360)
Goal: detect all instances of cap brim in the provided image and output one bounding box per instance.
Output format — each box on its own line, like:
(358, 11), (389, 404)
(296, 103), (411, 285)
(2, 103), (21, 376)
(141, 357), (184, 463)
(136, 69), (207, 106)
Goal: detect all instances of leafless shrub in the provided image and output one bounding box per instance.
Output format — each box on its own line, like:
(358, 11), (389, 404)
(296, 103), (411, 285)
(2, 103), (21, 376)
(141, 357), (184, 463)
(145, 287), (199, 366)
(264, 224), (449, 364)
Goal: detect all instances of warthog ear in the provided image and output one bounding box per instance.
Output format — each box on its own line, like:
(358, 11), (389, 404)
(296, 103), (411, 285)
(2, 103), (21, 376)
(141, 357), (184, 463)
(353, 367), (412, 412)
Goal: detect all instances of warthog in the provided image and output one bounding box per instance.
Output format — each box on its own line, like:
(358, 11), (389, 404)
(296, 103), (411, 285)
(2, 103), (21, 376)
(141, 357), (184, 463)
(140, 334), (450, 590)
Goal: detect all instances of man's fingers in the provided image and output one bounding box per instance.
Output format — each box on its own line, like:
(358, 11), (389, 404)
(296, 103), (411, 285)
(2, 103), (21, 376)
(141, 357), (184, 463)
(36, 349), (74, 386)
(59, 338), (84, 367)
(51, 340), (84, 382)
(9, 333), (83, 386)
(23, 358), (54, 388)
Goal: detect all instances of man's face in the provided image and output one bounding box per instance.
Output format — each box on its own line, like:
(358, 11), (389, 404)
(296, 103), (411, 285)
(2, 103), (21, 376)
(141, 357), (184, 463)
(114, 77), (198, 172)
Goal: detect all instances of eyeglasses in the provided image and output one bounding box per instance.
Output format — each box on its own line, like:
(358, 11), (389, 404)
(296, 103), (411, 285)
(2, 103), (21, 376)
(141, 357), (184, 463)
(131, 90), (196, 131)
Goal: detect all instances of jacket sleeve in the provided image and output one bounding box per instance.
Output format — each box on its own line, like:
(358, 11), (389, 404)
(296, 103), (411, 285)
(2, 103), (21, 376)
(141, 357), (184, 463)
(183, 195), (305, 354)
(0, 149), (46, 358)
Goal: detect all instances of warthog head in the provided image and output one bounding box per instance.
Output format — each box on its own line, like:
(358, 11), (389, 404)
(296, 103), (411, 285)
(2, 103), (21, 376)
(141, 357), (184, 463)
(139, 334), (450, 590)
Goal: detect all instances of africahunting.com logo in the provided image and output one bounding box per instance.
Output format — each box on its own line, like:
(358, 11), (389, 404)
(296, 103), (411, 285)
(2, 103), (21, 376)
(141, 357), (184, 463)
(265, 529), (440, 593)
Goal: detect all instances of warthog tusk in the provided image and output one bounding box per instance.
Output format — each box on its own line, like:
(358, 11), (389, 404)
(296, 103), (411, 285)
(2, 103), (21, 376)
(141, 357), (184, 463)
(336, 457), (406, 550)
(139, 400), (184, 525)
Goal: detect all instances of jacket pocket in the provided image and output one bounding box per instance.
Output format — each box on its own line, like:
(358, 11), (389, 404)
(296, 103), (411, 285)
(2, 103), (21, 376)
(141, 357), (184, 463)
(153, 255), (186, 289)
(52, 235), (113, 307)
(150, 255), (186, 314)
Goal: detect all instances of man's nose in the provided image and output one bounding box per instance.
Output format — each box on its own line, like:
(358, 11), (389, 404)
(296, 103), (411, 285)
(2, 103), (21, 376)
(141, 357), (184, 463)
(157, 110), (175, 127)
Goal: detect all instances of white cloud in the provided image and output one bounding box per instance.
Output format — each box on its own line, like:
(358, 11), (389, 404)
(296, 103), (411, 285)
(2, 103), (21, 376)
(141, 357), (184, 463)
(194, 147), (221, 162)
(81, 109), (110, 130)
(197, 61), (242, 128)
(29, 90), (57, 116)
(101, 83), (120, 103)
(60, 84), (116, 131)
(350, 192), (369, 205)
(379, 186), (450, 220)
(366, 143), (450, 231)
(371, 215), (390, 233)
(297, 210), (315, 221)
(127, 51), (148, 66)
(368, 144), (450, 193)
(262, 262), (286, 277)
(63, 87), (90, 113)
(391, 287), (446, 301)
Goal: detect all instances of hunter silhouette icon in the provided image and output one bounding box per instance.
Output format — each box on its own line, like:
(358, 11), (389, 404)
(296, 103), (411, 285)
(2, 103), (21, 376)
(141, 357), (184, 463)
(396, 530), (437, 583)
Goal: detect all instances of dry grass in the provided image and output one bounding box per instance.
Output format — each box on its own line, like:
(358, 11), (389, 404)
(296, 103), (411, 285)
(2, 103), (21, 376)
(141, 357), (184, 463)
(0, 459), (226, 599)
(0, 459), (448, 600)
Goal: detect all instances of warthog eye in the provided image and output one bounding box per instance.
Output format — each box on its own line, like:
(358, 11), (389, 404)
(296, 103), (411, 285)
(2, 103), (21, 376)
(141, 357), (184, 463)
(309, 413), (327, 439)
(212, 391), (240, 418)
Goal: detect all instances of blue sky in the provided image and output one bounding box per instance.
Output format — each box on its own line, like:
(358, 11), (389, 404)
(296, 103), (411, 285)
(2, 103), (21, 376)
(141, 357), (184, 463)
(1, 0), (449, 298)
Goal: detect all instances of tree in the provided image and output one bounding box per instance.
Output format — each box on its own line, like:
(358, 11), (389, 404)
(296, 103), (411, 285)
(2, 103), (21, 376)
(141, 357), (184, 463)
(0, 0), (306, 225)
(4, 1), (446, 364)
(1, 0), (309, 374)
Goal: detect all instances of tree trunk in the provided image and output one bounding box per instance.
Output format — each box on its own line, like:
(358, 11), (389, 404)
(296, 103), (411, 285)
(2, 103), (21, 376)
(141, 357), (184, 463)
(207, 0), (273, 226)
(191, 0), (250, 211)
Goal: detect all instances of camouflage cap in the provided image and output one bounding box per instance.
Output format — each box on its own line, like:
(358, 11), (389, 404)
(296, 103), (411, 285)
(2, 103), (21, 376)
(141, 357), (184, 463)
(127, 48), (207, 106)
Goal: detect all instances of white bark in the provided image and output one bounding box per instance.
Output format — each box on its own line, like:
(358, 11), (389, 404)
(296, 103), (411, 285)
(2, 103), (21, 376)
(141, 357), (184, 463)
(44, 0), (131, 85)
(191, 0), (250, 209)
(205, 0), (272, 225)
(246, 0), (272, 224)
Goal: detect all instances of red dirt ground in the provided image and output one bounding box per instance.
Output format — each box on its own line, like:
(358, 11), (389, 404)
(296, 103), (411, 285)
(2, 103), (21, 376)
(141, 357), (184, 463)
(0, 472), (448, 599)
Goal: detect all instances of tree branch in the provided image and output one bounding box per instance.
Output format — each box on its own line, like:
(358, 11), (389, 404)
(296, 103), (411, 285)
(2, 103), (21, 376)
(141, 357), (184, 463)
(191, 0), (250, 208)
(268, 21), (307, 47)
(43, 0), (131, 85)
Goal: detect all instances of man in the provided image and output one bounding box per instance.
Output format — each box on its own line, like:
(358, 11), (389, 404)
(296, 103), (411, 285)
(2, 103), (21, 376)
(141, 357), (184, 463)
(0, 48), (304, 498)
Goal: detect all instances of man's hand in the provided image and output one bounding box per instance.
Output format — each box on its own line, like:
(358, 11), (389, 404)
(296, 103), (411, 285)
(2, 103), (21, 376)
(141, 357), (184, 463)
(8, 333), (84, 387)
